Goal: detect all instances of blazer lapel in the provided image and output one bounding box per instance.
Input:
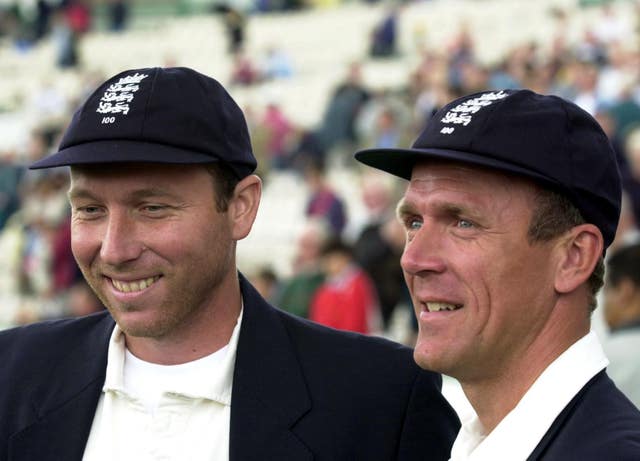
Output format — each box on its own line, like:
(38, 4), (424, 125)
(230, 276), (312, 461)
(527, 371), (605, 460)
(8, 314), (114, 461)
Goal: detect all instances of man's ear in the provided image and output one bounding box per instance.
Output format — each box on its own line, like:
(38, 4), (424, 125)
(554, 224), (603, 294)
(228, 174), (262, 240)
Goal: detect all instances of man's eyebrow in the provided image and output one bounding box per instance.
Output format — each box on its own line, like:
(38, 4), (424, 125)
(67, 187), (95, 202)
(396, 198), (479, 219)
(127, 188), (182, 201)
(68, 187), (181, 202)
(396, 198), (416, 219)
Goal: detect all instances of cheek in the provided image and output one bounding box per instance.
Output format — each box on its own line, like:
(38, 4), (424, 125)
(70, 224), (99, 268)
(174, 217), (232, 261)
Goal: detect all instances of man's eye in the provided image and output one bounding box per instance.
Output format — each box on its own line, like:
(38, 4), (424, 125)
(143, 205), (166, 212)
(73, 206), (104, 219)
(77, 206), (100, 214)
(457, 219), (474, 229)
(407, 218), (423, 230)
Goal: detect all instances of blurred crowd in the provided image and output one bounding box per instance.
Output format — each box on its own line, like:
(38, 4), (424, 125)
(0, 0), (127, 68)
(1, 1), (640, 401)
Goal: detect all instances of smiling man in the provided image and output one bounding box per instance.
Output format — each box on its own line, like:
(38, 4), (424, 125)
(0, 67), (460, 460)
(356, 89), (640, 460)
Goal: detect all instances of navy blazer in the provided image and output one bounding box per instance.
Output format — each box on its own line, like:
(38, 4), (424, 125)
(528, 370), (640, 460)
(0, 276), (460, 460)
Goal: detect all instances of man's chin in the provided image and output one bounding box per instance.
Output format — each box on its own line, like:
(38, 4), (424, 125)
(110, 310), (168, 338)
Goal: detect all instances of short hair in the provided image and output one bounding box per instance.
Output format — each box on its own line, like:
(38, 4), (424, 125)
(606, 242), (640, 288)
(205, 162), (240, 212)
(527, 187), (604, 312)
(320, 237), (354, 259)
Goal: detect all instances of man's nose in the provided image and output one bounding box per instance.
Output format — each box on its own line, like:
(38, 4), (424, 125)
(99, 211), (144, 265)
(400, 223), (447, 276)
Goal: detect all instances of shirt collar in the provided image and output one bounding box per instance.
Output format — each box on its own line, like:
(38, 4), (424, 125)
(450, 331), (609, 461)
(103, 307), (243, 406)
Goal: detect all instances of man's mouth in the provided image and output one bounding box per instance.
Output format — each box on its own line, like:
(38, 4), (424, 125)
(111, 276), (161, 293)
(425, 302), (463, 312)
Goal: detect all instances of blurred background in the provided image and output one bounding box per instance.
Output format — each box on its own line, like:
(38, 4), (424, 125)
(2, 0), (640, 415)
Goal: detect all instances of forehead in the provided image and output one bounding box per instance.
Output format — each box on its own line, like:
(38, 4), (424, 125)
(70, 163), (209, 183)
(403, 160), (539, 209)
(69, 163), (214, 196)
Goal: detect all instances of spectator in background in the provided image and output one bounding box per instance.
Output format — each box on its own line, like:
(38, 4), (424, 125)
(26, 81), (69, 140)
(249, 266), (279, 303)
(608, 83), (640, 141)
(357, 89), (411, 150)
(218, 4), (246, 55)
(593, 2), (631, 47)
(410, 54), (453, 128)
(276, 218), (328, 319)
(310, 237), (381, 335)
(371, 107), (401, 148)
(261, 100), (295, 170)
(317, 62), (370, 155)
(287, 128), (326, 174)
(571, 59), (600, 115)
(303, 157), (346, 236)
(34, 0), (54, 42)
(602, 242), (640, 408)
(369, 5), (399, 58)
(445, 22), (475, 95)
(64, 0), (91, 35)
(619, 126), (640, 226)
(615, 193), (640, 250)
(19, 171), (75, 301)
(107, 0), (129, 32)
(51, 8), (79, 68)
(230, 50), (261, 86)
(574, 29), (607, 68)
(353, 172), (406, 332)
(261, 45), (293, 80)
(0, 151), (24, 231)
(487, 44), (533, 90)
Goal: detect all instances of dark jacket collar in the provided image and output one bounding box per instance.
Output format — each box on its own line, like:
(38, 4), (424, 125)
(9, 312), (114, 460)
(229, 274), (312, 460)
(9, 274), (312, 460)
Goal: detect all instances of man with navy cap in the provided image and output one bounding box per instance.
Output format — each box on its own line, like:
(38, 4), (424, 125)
(0, 67), (459, 460)
(356, 89), (640, 460)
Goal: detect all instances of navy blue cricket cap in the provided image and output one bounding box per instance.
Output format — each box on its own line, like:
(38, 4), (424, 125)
(30, 66), (257, 179)
(355, 89), (622, 249)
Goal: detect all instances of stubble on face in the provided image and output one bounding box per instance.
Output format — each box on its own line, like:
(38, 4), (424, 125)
(401, 162), (559, 382)
(70, 164), (238, 343)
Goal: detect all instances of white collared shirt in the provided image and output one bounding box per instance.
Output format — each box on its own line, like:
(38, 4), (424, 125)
(82, 309), (243, 461)
(449, 331), (609, 461)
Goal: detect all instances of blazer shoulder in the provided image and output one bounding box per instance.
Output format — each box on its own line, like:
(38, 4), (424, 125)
(0, 312), (113, 370)
(0, 310), (112, 341)
(531, 371), (640, 460)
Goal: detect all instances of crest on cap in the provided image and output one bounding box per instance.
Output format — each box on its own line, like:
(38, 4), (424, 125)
(439, 90), (508, 134)
(96, 72), (148, 118)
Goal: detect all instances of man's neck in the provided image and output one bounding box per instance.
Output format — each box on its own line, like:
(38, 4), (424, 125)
(125, 305), (241, 365)
(461, 324), (589, 434)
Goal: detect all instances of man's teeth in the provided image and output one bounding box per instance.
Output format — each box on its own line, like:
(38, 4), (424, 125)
(112, 277), (159, 293)
(426, 302), (462, 312)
